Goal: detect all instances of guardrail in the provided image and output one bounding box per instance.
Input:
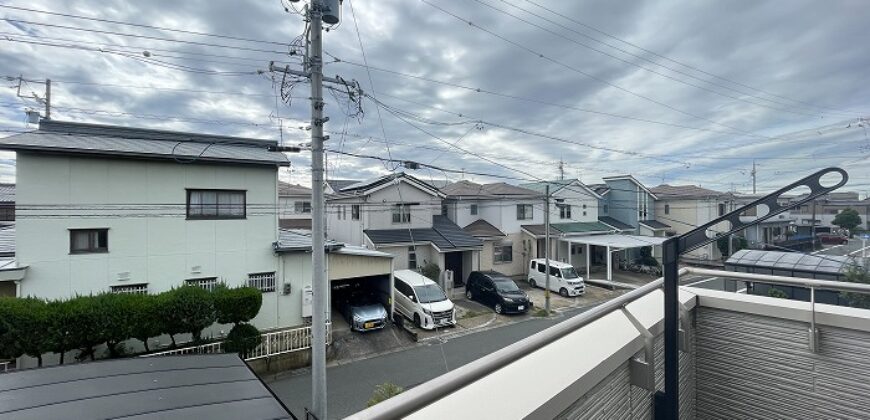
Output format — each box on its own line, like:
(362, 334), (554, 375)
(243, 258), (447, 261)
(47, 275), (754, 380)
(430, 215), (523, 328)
(143, 322), (332, 360)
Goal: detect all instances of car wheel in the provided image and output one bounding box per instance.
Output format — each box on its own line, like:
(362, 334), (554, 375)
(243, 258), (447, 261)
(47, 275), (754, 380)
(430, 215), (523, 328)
(529, 279), (537, 288)
(466, 290), (474, 301)
(559, 288), (569, 298)
(413, 313), (422, 328)
(494, 303), (503, 314)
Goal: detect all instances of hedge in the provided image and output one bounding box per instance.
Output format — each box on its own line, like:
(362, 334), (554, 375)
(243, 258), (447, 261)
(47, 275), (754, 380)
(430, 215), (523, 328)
(0, 284), (262, 364)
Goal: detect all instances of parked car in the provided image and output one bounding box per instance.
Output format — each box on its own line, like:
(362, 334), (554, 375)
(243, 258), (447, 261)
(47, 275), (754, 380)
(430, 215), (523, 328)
(818, 233), (849, 245)
(527, 259), (585, 297)
(466, 271), (531, 314)
(393, 269), (456, 330)
(337, 290), (388, 332)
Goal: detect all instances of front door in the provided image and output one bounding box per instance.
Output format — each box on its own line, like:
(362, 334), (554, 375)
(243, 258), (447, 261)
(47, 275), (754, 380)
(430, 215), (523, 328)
(445, 252), (464, 286)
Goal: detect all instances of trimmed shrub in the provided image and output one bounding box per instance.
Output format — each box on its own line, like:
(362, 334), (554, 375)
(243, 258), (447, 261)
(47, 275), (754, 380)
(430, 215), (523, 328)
(419, 262), (440, 281)
(213, 285), (263, 326)
(66, 295), (109, 361)
(46, 299), (77, 364)
(129, 294), (164, 352)
(224, 323), (262, 357)
(95, 293), (137, 358)
(768, 288), (789, 299)
(0, 298), (51, 366)
(367, 382), (404, 407)
(163, 286), (216, 344)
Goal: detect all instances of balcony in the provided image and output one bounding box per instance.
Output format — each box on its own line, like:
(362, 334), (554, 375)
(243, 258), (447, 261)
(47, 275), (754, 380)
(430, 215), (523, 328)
(347, 267), (870, 419)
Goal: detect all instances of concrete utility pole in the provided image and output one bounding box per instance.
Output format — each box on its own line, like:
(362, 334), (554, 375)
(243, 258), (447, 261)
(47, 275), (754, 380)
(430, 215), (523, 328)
(308, 3), (328, 419)
(558, 159), (564, 181)
(544, 184), (551, 315)
(44, 79), (51, 120)
(751, 160), (757, 194)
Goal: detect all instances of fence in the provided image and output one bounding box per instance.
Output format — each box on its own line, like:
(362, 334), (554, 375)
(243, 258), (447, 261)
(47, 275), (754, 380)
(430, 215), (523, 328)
(143, 322), (332, 361)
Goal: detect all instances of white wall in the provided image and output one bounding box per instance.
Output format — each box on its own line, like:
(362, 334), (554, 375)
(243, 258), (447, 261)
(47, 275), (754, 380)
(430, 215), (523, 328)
(551, 183), (599, 224)
(16, 153), (280, 302)
(279, 194), (311, 220)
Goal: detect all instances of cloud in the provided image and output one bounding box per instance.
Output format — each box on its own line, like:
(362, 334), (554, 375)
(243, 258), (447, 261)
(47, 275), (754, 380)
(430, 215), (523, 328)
(0, 0), (868, 194)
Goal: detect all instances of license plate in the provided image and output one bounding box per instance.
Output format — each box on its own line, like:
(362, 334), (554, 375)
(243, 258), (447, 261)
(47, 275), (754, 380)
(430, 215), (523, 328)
(518, 305), (524, 311)
(364, 322), (375, 329)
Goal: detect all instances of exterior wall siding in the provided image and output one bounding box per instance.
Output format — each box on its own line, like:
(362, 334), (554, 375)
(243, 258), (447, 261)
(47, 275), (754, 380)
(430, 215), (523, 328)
(695, 306), (870, 419)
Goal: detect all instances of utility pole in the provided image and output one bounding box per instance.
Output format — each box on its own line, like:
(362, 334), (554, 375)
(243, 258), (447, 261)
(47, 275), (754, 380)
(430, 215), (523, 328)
(751, 160), (757, 194)
(544, 184), (551, 315)
(44, 79), (51, 120)
(558, 159), (564, 181)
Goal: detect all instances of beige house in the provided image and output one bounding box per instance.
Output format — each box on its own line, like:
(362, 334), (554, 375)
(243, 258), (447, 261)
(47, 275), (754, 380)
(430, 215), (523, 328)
(650, 184), (732, 262)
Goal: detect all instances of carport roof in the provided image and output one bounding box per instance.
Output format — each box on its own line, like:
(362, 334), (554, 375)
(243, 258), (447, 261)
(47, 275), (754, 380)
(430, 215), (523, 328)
(725, 249), (854, 274)
(552, 221), (616, 234)
(562, 234), (667, 249)
(0, 354), (291, 419)
(275, 229), (343, 252)
(639, 220), (671, 230)
(599, 216), (634, 231)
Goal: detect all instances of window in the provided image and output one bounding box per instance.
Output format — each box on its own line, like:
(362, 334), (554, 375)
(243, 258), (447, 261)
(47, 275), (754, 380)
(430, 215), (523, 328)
(351, 204), (360, 220)
(718, 203), (726, 216)
(583, 211), (587, 216)
(248, 272), (276, 293)
(408, 246), (417, 270)
(559, 204), (572, 219)
(531, 261), (537, 270)
(442, 203), (448, 216)
(664, 204), (670, 215)
(470, 204), (478, 215)
(70, 228), (108, 254)
(186, 277), (218, 292)
(396, 279), (413, 298)
(516, 204), (533, 220)
(111, 283), (148, 295)
(603, 204), (608, 213)
(537, 263), (546, 273)
(392, 204), (412, 224)
(187, 189), (245, 219)
(294, 201), (312, 214)
(493, 241), (513, 264)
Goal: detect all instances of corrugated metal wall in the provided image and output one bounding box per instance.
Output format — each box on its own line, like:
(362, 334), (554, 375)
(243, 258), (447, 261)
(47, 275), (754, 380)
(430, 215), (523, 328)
(555, 332), (697, 419)
(695, 307), (870, 419)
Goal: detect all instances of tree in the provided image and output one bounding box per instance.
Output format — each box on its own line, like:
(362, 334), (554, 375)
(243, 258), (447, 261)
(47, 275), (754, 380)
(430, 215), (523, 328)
(224, 323), (262, 357)
(842, 261), (870, 309)
(419, 262), (440, 281)
(833, 208), (862, 235)
(46, 299), (77, 364)
(129, 294), (164, 353)
(163, 286), (216, 344)
(636, 246), (659, 267)
(717, 235), (748, 259)
(66, 295), (109, 361)
(367, 382), (404, 407)
(213, 285), (262, 326)
(0, 298), (52, 366)
(767, 288), (789, 299)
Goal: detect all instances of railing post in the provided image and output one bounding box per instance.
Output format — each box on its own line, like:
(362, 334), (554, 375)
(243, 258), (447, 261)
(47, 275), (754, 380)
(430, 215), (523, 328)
(655, 237), (680, 420)
(809, 286), (819, 353)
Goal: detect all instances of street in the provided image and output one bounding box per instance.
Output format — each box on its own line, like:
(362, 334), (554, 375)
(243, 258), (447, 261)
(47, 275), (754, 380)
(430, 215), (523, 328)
(813, 238), (870, 257)
(266, 303), (596, 419)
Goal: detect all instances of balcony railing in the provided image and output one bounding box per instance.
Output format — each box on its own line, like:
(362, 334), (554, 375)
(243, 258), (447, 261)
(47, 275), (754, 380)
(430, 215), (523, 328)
(348, 267), (870, 419)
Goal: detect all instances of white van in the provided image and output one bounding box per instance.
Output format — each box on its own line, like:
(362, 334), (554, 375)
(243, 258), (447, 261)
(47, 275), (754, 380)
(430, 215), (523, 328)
(393, 269), (456, 330)
(527, 259), (585, 297)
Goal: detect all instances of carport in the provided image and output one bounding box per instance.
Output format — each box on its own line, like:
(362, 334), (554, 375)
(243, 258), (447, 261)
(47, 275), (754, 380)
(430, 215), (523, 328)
(327, 246), (395, 333)
(562, 234), (667, 286)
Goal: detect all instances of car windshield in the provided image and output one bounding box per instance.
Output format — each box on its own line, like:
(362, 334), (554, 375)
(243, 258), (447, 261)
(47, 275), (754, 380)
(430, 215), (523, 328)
(562, 267), (580, 279)
(349, 293), (377, 306)
(415, 284), (447, 303)
(494, 279), (520, 292)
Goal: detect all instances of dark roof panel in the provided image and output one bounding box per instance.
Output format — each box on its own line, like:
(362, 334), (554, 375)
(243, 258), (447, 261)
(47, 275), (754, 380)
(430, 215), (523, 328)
(366, 216), (482, 250)
(463, 219), (506, 238)
(0, 354), (291, 420)
(599, 216), (634, 231)
(639, 219), (671, 230)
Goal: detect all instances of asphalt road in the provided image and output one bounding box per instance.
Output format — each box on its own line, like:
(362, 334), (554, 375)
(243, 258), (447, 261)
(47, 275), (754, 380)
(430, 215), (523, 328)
(814, 238), (870, 257)
(266, 304), (594, 419)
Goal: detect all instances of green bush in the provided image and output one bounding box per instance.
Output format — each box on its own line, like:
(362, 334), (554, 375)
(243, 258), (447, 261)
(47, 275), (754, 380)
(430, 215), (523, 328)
(66, 295), (110, 361)
(419, 262), (440, 281)
(129, 294), (164, 352)
(213, 285), (263, 325)
(46, 299), (77, 364)
(0, 298), (52, 366)
(224, 323), (262, 357)
(163, 286), (216, 344)
(96, 293), (137, 357)
(768, 288), (789, 299)
(367, 382), (404, 407)
(636, 246), (659, 267)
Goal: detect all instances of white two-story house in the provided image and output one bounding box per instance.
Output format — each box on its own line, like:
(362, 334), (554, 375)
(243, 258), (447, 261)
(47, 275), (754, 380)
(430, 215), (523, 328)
(0, 120), (394, 344)
(326, 173), (482, 285)
(278, 182), (312, 229)
(441, 181), (542, 279)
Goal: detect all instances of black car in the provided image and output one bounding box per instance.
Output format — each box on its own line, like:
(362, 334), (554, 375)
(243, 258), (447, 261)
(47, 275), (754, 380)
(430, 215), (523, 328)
(466, 271), (532, 314)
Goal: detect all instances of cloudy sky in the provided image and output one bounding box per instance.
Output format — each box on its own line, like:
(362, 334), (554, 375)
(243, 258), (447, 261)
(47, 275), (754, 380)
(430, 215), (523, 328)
(1, 0), (868, 195)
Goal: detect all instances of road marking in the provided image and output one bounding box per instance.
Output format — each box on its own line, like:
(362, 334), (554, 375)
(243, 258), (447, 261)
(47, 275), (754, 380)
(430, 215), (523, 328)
(848, 245), (870, 256)
(812, 244), (844, 255)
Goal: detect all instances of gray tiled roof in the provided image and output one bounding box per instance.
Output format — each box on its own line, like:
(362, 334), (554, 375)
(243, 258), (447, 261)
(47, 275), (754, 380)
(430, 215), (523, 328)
(0, 354), (291, 419)
(521, 224), (562, 237)
(0, 120), (289, 166)
(639, 219), (671, 230)
(588, 183), (610, 195)
(599, 216), (634, 231)
(326, 179), (361, 192)
(365, 215), (482, 250)
(441, 180), (540, 198)
(278, 182), (311, 196)
(339, 172), (441, 195)
(274, 229), (342, 252)
(463, 219), (506, 238)
(650, 184), (725, 199)
(0, 184), (14, 203)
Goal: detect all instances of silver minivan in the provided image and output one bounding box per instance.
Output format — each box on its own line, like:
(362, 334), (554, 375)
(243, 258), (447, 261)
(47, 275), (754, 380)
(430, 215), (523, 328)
(393, 269), (456, 330)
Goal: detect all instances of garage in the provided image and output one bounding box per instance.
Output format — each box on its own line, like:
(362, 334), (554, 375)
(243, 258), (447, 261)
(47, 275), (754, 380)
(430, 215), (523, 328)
(327, 248), (394, 334)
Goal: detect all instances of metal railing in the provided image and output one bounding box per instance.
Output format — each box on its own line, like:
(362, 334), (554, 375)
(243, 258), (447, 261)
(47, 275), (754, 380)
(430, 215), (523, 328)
(349, 267), (870, 419)
(143, 322), (332, 360)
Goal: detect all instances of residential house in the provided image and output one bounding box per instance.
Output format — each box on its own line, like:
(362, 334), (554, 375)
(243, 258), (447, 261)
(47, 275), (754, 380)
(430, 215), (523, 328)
(789, 191), (870, 232)
(0, 120), (393, 350)
(650, 184), (732, 261)
(325, 179), (361, 195)
(730, 193), (799, 251)
(441, 180), (542, 279)
(0, 183), (14, 224)
(326, 172), (482, 285)
(278, 182), (313, 230)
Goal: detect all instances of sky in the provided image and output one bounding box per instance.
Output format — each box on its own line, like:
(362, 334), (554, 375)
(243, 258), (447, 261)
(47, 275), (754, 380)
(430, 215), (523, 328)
(0, 0), (868, 195)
